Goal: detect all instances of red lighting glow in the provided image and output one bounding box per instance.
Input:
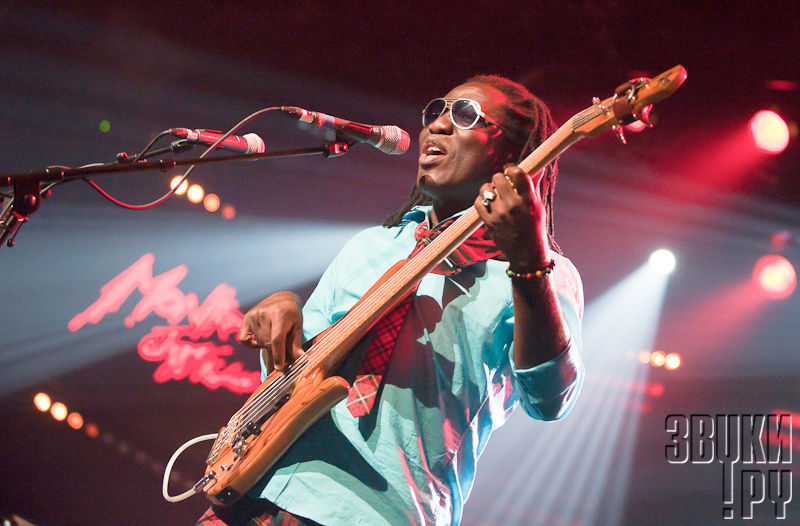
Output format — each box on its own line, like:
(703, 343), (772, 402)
(749, 110), (790, 154)
(646, 383), (664, 397)
(67, 412), (84, 430)
(753, 255), (797, 299)
(221, 204), (236, 220)
(203, 193), (221, 212)
(85, 423), (100, 438)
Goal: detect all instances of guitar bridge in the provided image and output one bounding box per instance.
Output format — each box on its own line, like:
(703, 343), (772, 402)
(230, 392), (292, 455)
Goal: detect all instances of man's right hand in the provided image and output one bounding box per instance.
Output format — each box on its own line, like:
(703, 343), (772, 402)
(237, 291), (305, 372)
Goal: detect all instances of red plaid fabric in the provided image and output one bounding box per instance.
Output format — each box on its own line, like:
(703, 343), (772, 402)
(195, 498), (322, 526)
(346, 293), (414, 416)
(346, 218), (502, 417)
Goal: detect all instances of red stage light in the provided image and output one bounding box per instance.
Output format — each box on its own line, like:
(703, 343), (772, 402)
(646, 382), (664, 397)
(85, 423), (100, 438)
(749, 110), (790, 154)
(221, 204), (236, 220)
(203, 193), (220, 212)
(67, 412), (84, 430)
(753, 255), (796, 299)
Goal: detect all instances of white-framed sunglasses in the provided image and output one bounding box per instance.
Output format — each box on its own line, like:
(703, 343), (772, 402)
(421, 97), (510, 132)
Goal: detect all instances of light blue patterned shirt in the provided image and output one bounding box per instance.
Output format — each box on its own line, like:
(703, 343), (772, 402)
(250, 205), (584, 525)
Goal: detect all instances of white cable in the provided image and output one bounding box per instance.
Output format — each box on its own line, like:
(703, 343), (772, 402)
(162, 433), (219, 503)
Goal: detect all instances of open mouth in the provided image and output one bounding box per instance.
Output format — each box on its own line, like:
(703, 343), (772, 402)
(419, 140), (447, 166)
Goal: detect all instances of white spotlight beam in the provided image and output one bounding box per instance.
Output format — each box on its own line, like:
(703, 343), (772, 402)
(465, 262), (673, 525)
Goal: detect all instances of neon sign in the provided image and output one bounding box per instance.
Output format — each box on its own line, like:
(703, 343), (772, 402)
(69, 253), (260, 394)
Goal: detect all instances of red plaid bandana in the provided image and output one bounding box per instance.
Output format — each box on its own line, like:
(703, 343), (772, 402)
(346, 216), (501, 417)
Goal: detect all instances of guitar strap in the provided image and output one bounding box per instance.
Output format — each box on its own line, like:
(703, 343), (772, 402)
(346, 218), (503, 416)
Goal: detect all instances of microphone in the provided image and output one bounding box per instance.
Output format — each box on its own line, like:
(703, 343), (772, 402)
(169, 128), (265, 154)
(280, 107), (410, 155)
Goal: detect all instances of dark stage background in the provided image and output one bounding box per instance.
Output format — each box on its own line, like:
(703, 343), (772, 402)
(1, 2), (798, 525)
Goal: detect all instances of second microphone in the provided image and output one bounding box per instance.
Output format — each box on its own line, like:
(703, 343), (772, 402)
(281, 107), (410, 155)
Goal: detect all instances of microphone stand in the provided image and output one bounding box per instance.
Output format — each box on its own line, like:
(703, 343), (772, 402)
(0, 139), (352, 248)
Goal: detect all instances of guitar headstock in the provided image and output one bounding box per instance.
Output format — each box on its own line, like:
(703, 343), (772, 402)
(570, 65), (688, 140)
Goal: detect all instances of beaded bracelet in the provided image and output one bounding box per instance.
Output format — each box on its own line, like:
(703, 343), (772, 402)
(506, 260), (555, 279)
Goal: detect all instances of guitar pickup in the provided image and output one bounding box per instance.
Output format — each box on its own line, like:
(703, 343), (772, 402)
(240, 421), (261, 439)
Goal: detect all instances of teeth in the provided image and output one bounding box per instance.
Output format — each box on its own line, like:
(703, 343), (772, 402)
(425, 145), (443, 155)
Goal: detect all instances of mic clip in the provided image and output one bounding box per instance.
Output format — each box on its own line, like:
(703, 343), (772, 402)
(323, 139), (352, 158)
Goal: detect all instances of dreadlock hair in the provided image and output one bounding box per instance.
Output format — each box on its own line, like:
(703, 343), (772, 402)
(383, 74), (562, 254)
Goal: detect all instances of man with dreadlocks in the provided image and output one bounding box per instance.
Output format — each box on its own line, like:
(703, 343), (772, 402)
(197, 76), (584, 526)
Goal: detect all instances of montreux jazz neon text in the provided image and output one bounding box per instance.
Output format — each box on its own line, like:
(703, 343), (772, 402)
(69, 253), (260, 394)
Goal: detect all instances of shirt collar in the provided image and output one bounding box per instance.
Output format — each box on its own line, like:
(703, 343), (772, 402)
(404, 205), (470, 228)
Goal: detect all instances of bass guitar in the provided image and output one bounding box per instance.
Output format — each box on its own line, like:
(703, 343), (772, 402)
(193, 65), (688, 506)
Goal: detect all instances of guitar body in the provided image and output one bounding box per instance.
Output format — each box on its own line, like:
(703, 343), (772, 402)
(204, 364), (350, 506)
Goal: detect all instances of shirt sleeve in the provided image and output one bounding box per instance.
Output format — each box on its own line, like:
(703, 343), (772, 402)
(507, 254), (585, 421)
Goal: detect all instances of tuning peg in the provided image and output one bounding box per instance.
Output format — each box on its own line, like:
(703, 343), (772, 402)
(612, 125), (627, 144)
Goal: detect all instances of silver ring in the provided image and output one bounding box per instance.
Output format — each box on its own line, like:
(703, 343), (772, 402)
(481, 189), (496, 207)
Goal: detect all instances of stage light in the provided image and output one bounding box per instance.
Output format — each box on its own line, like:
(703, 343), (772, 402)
(765, 80), (799, 92)
(67, 412), (84, 430)
(648, 249), (676, 275)
(186, 184), (204, 203)
(637, 351), (651, 364)
(169, 176), (188, 196)
(749, 110), (790, 154)
(33, 392), (51, 412)
(771, 230), (793, 249)
(221, 204), (236, 219)
(753, 254), (797, 299)
(50, 402), (68, 421)
(99, 120), (111, 132)
(85, 423), (99, 438)
(650, 350), (666, 367)
(664, 352), (681, 370)
(203, 193), (220, 212)
(646, 382), (664, 397)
